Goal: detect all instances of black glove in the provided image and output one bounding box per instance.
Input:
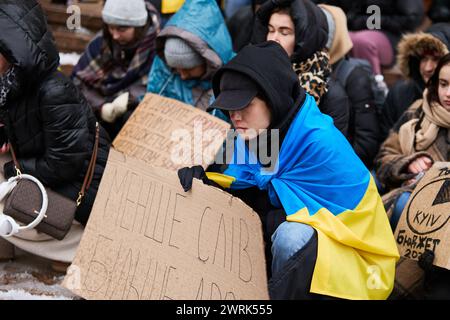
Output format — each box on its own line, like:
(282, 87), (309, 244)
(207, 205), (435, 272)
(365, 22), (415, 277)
(178, 166), (209, 192)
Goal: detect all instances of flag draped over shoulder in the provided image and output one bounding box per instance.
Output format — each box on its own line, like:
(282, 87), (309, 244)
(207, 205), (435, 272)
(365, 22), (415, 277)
(162, 0), (185, 14)
(207, 94), (399, 300)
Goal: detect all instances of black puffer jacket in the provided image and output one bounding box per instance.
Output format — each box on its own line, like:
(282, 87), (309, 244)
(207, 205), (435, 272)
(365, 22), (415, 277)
(227, 5), (255, 52)
(380, 23), (450, 141)
(319, 77), (349, 136)
(226, 0), (267, 52)
(252, 0), (350, 136)
(313, 0), (424, 57)
(332, 59), (381, 168)
(0, 0), (111, 226)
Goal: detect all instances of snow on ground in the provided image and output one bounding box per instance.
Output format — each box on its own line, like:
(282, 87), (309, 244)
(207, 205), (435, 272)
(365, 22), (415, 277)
(0, 249), (80, 300)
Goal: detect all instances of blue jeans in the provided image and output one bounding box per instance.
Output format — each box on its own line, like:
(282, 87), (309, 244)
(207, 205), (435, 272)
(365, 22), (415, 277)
(271, 221), (315, 278)
(391, 191), (411, 231)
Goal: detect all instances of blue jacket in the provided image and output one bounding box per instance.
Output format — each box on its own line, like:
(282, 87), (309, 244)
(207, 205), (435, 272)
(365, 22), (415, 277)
(147, 0), (234, 114)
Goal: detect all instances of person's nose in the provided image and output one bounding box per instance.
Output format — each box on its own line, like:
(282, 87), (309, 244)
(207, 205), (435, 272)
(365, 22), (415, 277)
(267, 32), (280, 44)
(178, 69), (188, 80)
(445, 86), (450, 97)
(230, 110), (241, 121)
(111, 30), (121, 41)
(424, 60), (435, 72)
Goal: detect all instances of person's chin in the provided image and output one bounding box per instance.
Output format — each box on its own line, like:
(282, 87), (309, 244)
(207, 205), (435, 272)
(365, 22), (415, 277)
(237, 129), (258, 141)
(443, 101), (450, 111)
(117, 41), (133, 47)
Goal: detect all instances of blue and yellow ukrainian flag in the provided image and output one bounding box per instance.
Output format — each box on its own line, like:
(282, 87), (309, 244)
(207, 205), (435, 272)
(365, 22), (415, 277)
(161, 0), (185, 14)
(207, 94), (399, 300)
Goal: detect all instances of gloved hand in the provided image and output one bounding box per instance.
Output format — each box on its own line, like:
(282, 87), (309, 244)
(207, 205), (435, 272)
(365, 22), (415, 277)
(101, 92), (129, 123)
(178, 165), (210, 192)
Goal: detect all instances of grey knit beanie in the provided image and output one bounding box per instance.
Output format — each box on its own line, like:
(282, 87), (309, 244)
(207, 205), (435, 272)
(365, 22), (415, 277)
(102, 0), (148, 27)
(164, 37), (205, 69)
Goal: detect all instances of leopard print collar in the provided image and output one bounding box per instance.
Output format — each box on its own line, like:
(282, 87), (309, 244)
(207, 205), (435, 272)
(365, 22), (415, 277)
(0, 67), (17, 108)
(292, 50), (331, 105)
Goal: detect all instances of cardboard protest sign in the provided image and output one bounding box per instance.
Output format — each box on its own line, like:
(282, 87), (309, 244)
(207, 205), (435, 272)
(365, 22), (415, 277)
(63, 149), (269, 300)
(394, 162), (450, 270)
(113, 94), (230, 171)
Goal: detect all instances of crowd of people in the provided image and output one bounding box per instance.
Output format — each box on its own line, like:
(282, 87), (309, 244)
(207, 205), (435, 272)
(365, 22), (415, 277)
(0, 0), (449, 300)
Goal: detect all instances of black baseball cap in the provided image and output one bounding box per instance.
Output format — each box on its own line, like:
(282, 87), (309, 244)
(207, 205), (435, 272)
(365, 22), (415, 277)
(210, 71), (259, 111)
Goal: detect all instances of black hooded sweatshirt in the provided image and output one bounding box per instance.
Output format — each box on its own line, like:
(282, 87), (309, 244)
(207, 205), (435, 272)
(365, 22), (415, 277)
(0, 0), (111, 225)
(251, 0), (350, 137)
(213, 42), (306, 138)
(213, 42), (304, 231)
(211, 42), (305, 234)
(209, 42), (332, 299)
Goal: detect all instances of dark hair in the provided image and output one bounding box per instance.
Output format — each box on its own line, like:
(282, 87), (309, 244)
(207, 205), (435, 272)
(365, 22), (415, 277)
(103, 17), (151, 50)
(272, 6), (292, 17)
(427, 53), (450, 104)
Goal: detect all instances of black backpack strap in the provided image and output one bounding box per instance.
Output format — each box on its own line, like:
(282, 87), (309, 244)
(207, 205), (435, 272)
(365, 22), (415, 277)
(333, 58), (357, 88)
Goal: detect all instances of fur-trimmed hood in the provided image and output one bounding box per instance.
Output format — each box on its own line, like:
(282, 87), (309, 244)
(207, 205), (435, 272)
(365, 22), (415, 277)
(397, 23), (450, 83)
